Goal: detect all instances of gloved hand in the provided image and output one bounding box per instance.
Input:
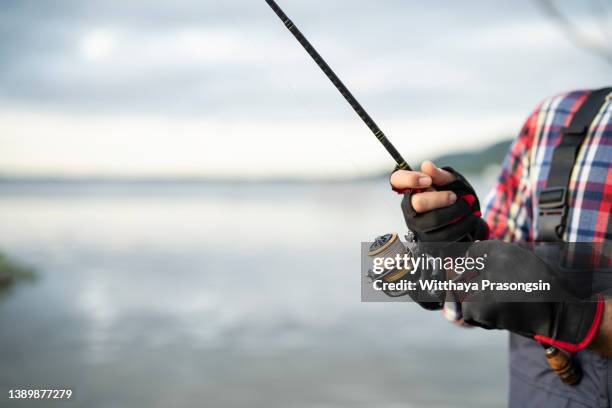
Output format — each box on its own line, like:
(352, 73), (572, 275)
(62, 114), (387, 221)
(390, 161), (489, 242)
(454, 240), (605, 353)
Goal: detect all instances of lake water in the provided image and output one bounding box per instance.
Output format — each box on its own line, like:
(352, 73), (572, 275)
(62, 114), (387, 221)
(0, 178), (507, 407)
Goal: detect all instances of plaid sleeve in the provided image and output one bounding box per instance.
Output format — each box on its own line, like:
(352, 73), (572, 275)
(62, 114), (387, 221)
(483, 106), (540, 242)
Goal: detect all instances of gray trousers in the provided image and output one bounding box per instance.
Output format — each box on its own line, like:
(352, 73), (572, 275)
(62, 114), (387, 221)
(509, 334), (611, 407)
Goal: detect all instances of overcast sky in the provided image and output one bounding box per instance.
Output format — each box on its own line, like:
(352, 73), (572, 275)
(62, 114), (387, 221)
(0, 0), (610, 178)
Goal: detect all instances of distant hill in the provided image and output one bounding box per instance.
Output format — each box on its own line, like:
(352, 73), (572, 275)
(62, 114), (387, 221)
(371, 138), (512, 179)
(429, 138), (512, 174)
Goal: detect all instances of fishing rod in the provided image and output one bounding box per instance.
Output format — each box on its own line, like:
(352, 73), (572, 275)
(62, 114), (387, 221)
(264, 1), (583, 387)
(264, 0), (411, 171)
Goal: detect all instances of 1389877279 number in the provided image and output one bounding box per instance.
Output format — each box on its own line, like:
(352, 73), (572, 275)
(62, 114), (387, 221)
(8, 389), (73, 400)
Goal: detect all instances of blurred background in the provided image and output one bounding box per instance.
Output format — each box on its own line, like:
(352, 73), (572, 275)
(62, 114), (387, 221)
(0, 0), (610, 407)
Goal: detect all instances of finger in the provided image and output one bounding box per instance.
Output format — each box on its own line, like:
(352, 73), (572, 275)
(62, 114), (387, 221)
(390, 170), (432, 190)
(421, 160), (456, 186)
(411, 190), (458, 213)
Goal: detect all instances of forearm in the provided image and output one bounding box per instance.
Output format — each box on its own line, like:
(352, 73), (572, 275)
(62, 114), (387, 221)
(589, 301), (612, 357)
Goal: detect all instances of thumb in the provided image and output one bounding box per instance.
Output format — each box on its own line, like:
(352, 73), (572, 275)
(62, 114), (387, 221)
(421, 160), (456, 186)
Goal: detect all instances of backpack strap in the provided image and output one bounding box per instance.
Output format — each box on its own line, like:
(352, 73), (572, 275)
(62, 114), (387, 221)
(538, 87), (612, 241)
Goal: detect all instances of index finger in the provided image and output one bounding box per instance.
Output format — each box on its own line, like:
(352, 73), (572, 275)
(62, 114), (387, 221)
(421, 160), (456, 186)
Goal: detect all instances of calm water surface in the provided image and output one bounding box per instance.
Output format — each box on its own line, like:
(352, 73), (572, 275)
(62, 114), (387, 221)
(0, 179), (507, 407)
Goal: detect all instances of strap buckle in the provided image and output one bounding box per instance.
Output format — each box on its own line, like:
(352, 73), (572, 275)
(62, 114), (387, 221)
(539, 187), (567, 210)
(538, 187), (567, 241)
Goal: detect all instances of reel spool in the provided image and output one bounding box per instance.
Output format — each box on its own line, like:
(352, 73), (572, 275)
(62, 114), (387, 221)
(366, 233), (414, 297)
(366, 232), (445, 308)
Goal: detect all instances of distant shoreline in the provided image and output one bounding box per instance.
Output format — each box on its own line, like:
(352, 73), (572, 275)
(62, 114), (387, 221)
(0, 174), (389, 185)
(0, 139), (511, 185)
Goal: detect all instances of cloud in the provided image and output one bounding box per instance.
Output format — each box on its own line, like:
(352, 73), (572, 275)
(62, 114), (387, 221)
(0, 0), (609, 176)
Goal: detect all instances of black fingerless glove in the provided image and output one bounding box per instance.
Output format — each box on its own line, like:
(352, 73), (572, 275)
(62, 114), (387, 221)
(394, 167), (489, 242)
(456, 241), (605, 354)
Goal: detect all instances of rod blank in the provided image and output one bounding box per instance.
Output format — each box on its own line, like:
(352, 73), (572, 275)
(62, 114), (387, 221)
(264, 0), (410, 170)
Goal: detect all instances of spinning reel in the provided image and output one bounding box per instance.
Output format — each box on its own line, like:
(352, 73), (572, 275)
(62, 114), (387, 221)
(366, 231), (446, 309)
